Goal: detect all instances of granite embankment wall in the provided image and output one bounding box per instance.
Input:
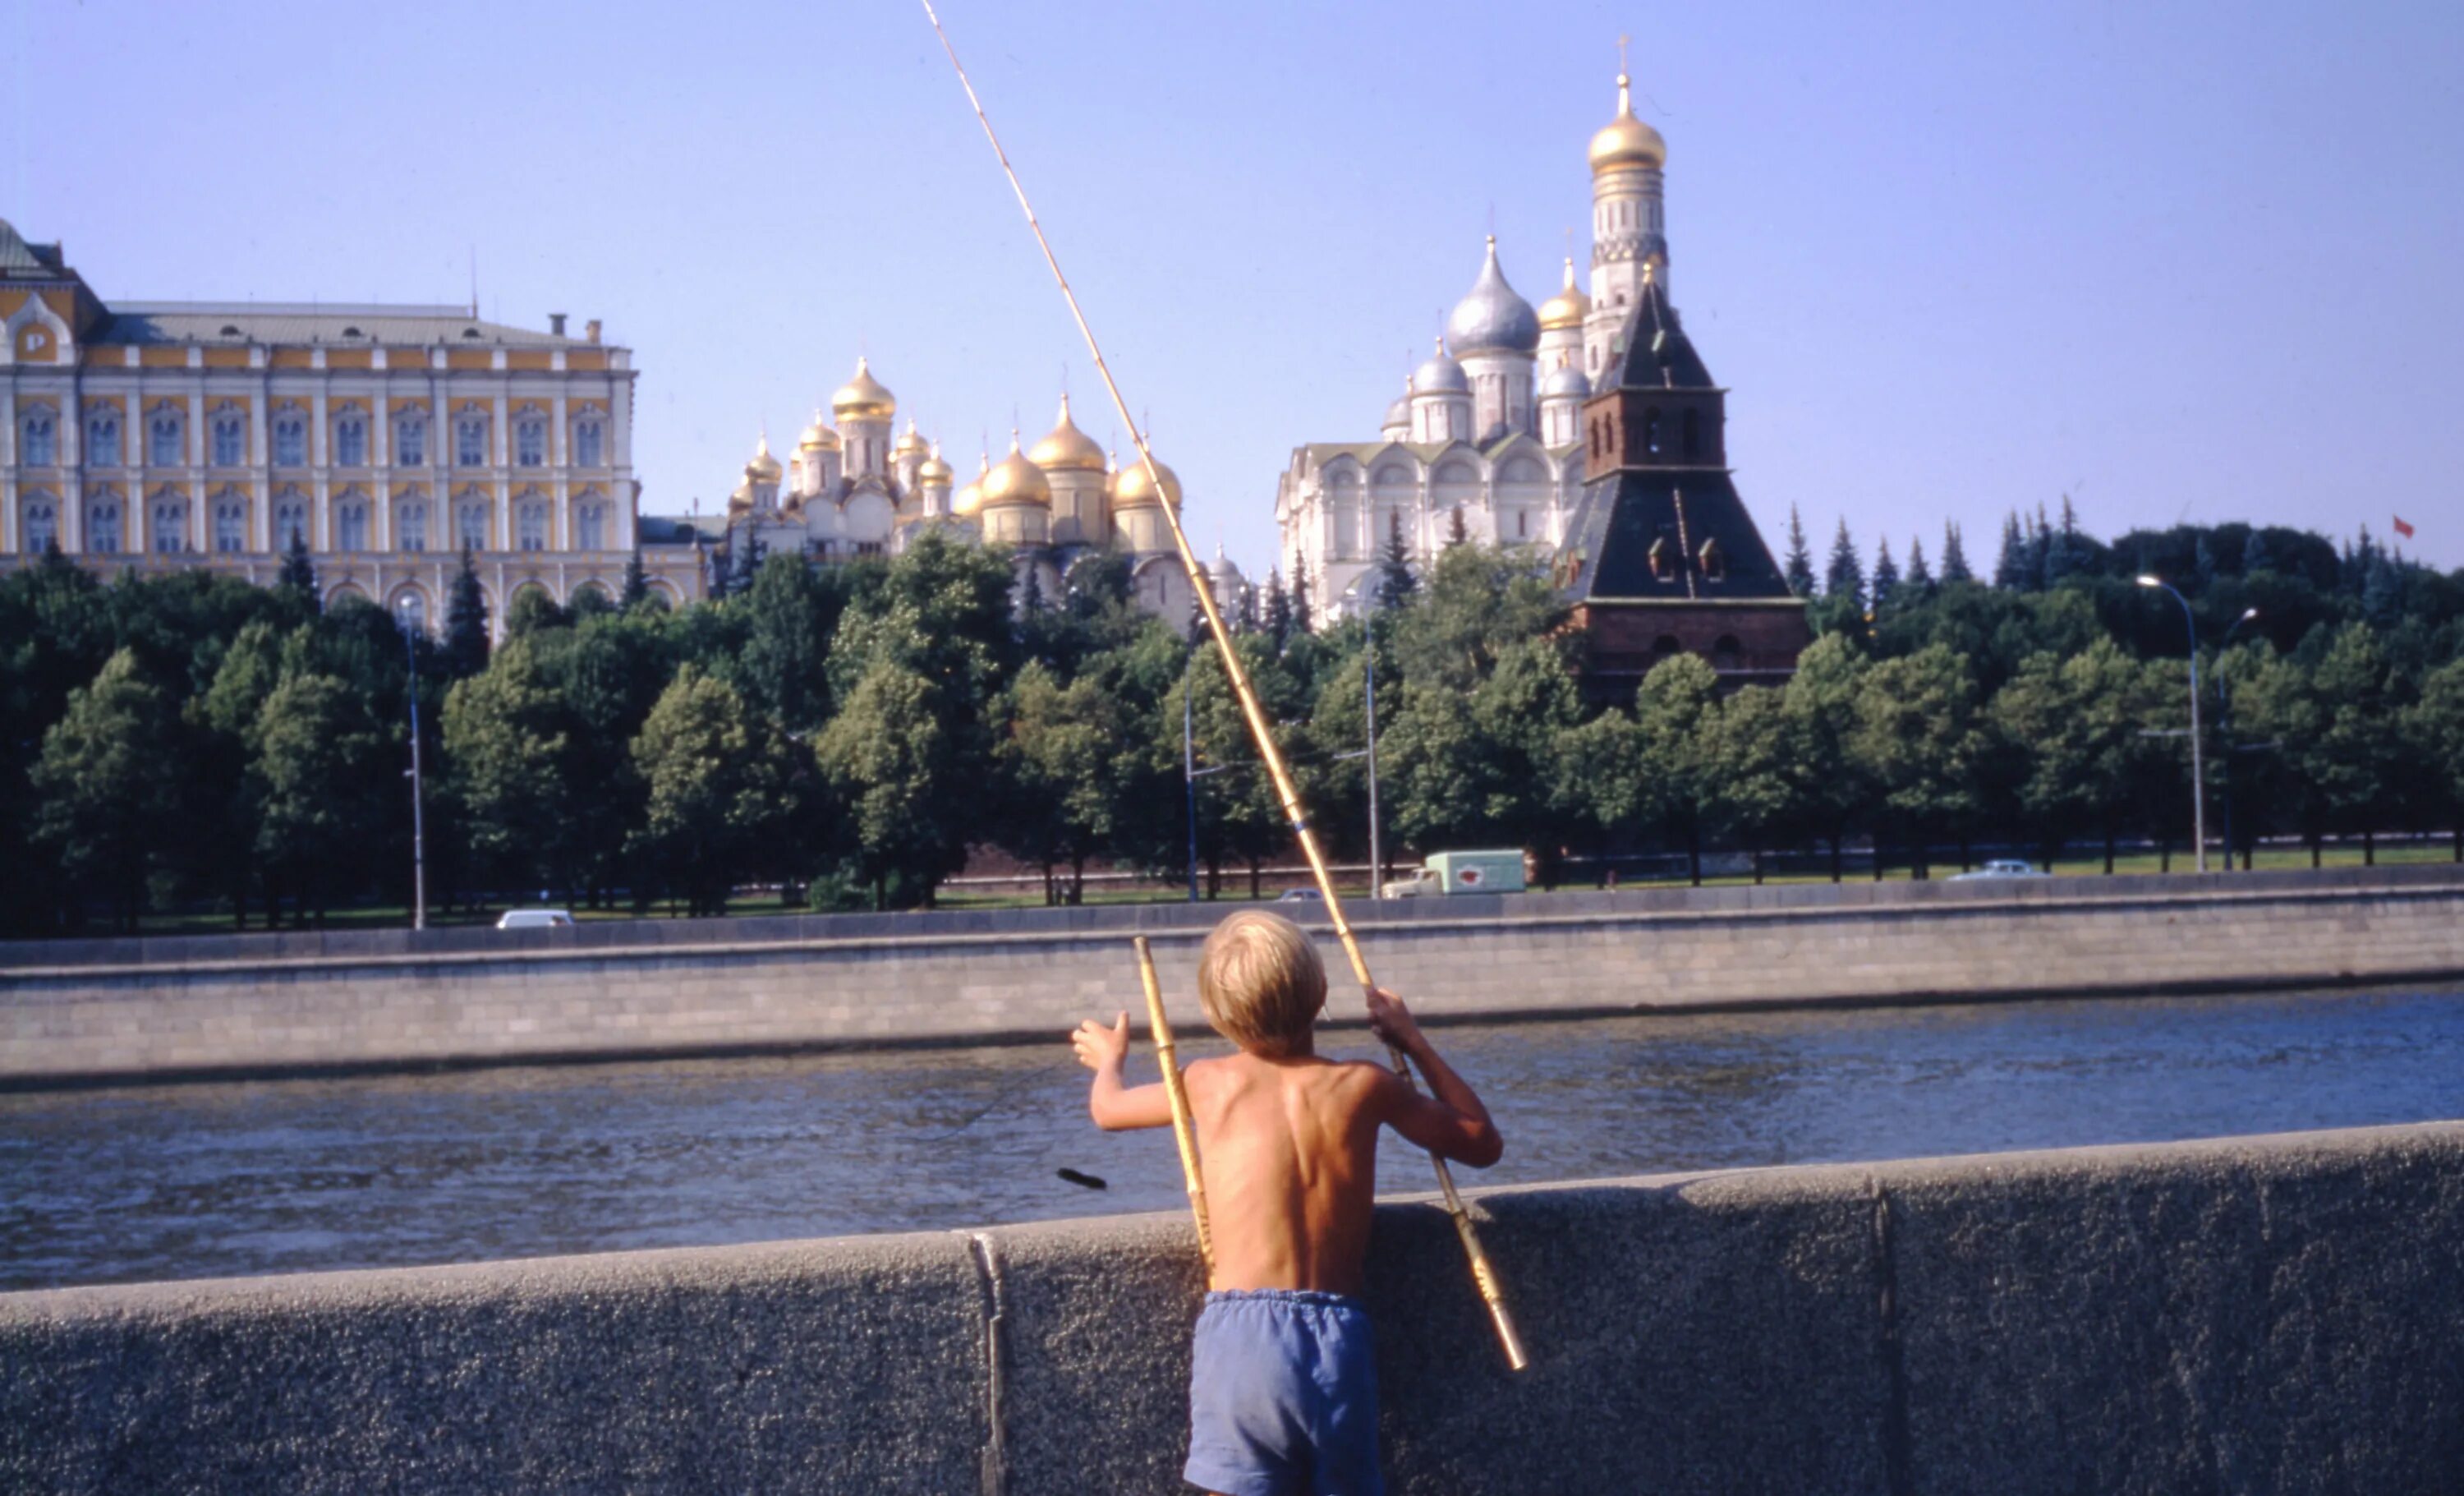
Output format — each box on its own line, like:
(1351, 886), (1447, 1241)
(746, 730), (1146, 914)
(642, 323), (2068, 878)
(5, 1121), (2462, 1494)
(4, 865), (2462, 1087)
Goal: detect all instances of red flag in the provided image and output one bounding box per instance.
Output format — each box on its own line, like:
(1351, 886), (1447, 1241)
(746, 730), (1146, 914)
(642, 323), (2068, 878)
(2393, 514), (2416, 539)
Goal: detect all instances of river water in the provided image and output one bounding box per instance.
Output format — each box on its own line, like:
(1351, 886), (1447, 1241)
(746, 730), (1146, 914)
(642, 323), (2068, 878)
(4, 984), (2461, 1293)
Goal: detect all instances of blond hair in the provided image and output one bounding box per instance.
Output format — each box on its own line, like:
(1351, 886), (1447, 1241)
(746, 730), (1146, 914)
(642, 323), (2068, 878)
(1196, 909), (1327, 1056)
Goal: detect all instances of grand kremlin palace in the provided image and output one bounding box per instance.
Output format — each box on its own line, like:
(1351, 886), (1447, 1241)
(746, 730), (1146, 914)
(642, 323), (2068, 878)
(0, 219), (703, 630)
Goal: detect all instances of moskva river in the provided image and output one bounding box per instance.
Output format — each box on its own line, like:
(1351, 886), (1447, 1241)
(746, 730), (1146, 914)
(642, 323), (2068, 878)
(4, 983), (2461, 1292)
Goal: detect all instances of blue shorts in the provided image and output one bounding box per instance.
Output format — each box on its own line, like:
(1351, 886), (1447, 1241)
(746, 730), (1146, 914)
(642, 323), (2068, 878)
(1184, 1288), (1383, 1496)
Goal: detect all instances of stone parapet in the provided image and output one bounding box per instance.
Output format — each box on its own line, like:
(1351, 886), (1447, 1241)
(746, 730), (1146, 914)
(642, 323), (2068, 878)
(5, 1122), (2461, 1493)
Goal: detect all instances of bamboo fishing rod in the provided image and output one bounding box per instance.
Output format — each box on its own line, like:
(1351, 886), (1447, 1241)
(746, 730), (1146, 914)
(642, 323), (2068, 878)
(1134, 936), (1214, 1279)
(918, 0), (1527, 1371)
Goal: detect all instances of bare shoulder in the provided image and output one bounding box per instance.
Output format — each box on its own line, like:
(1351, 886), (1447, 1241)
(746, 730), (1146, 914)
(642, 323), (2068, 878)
(1326, 1057), (1405, 1113)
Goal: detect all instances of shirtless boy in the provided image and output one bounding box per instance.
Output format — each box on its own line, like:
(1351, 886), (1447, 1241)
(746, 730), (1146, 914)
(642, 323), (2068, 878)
(1071, 909), (1502, 1496)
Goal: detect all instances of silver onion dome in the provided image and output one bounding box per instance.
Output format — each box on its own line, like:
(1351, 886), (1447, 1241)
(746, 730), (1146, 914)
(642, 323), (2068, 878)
(1539, 361), (1592, 400)
(1445, 236), (1541, 356)
(1410, 337), (1469, 395)
(1381, 388), (1411, 430)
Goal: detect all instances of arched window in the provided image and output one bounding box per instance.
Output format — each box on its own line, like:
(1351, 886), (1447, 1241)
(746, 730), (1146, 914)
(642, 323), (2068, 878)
(1643, 408), (1661, 457)
(396, 499), (429, 553)
(148, 411), (183, 467)
(1648, 536), (1676, 582)
(1712, 634), (1744, 671)
(86, 412), (122, 467)
(333, 412), (367, 467)
(22, 499), (57, 553)
(88, 499), (123, 555)
(212, 497), (246, 553)
(514, 412), (546, 467)
(576, 501), (605, 551)
(21, 408), (56, 467)
(274, 495), (310, 549)
(336, 499), (370, 552)
(573, 417), (603, 468)
(151, 499), (189, 554)
(457, 499), (490, 551)
(517, 500), (548, 550)
(1699, 537), (1726, 582)
(273, 412), (307, 467)
(1682, 410), (1702, 460)
(455, 414), (488, 467)
(1652, 633), (1685, 660)
(206, 412), (242, 467)
(396, 412), (427, 467)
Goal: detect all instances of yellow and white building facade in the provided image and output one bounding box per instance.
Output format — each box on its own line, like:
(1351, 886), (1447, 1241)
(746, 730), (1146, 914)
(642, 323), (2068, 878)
(0, 218), (701, 630)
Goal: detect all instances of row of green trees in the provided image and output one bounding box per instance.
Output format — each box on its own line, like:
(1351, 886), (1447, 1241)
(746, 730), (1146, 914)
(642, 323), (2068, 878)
(4, 515), (2462, 934)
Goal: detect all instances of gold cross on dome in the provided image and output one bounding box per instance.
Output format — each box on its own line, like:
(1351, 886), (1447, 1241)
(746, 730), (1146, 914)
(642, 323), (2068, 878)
(1617, 33), (1630, 74)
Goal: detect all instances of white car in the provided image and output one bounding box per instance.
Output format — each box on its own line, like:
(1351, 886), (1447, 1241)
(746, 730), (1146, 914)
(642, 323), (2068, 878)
(495, 908), (576, 930)
(1947, 860), (2048, 881)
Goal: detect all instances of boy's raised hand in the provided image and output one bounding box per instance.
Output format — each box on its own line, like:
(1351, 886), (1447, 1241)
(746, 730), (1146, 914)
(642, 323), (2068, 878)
(1364, 987), (1425, 1055)
(1072, 1012), (1131, 1072)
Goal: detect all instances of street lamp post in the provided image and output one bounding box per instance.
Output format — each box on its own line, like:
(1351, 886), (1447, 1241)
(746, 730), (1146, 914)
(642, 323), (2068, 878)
(2215, 607), (2259, 871)
(1364, 641), (1383, 900)
(2136, 576), (2207, 872)
(398, 601), (429, 931)
(1183, 685), (1200, 903)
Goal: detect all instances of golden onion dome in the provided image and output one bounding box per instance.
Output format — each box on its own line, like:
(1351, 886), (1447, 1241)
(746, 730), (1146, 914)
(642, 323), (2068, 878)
(1027, 393), (1106, 472)
(893, 418), (929, 458)
(1111, 451), (1182, 510)
(979, 434), (1052, 508)
(798, 410), (841, 451)
(744, 432), (784, 481)
(829, 356), (896, 421)
(951, 453), (991, 518)
(917, 443), (954, 484)
(1537, 257), (1592, 330)
(1588, 72), (1666, 176)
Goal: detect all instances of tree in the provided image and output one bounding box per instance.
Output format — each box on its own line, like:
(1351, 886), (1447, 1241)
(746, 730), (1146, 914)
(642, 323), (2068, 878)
(997, 661), (1139, 903)
(504, 587), (568, 639)
(1632, 652), (1722, 884)
(733, 553), (846, 734)
(2306, 622), (2401, 863)
(29, 650), (186, 929)
(1446, 504), (1469, 549)
(1782, 506), (1817, 599)
(1870, 536), (1901, 613)
(1290, 561), (1314, 635)
(251, 671), (387, 924)
(816, 661), (968, 908)
(1700, 684), (1800, 881)
(2406, 659), (2464, 861)
(1905, 535), (1933, 591)
(619, 550), (655, 612)
(1993, 512), (2028, 589)
(1386, 543), (1565, 696)
(1848, 645), (1984, 877)
(1988, 642), (2173, 872)
(1939, 522), (1974, 584)
(628, 665), (798, 916)
(1376, 510), (1418, 610)
(1824, 518), (1866, 612)
(441, 639), (581, 899)
(1781, 634), (1869, 880)
(188, 619), (287, 926)
(278, 529), (319, 612)
(1262, 569), (1293, 654)
(444, 545), (490, 678)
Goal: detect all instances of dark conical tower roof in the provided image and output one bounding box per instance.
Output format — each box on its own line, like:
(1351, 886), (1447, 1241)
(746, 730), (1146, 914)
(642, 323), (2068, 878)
(1596, 272), (1713, 391)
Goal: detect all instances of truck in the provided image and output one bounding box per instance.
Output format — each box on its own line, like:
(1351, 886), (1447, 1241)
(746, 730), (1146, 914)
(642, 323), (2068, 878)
(1381, 849), (1529, 898)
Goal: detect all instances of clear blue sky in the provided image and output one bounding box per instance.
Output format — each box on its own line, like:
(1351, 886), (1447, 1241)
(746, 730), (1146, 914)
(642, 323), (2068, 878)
(10, 0), (2461, 575)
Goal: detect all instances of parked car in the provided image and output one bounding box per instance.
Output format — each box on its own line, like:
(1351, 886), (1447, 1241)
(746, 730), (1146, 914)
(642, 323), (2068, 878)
(1947, 860), (2048, 881)
(495, 908), (576, 930)
(1274, 888), (1324, 904)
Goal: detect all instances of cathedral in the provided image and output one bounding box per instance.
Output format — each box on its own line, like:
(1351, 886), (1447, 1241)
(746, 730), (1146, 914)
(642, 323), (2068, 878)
(1276, 58), (1808, 685)
(715, 361), (1237, 628)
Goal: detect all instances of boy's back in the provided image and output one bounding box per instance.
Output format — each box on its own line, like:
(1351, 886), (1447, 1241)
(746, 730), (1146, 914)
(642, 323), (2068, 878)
(1183, 1052), (1388, 1296)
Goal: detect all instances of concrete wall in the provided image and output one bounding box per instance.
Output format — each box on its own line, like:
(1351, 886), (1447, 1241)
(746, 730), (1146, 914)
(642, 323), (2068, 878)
(4, 865), (2462, 1086)
(5, 1122), (2462, 1494)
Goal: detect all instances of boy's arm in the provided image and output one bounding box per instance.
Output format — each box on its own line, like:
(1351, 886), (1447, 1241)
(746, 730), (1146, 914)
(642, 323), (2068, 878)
(1070, 1012), (1175, 1131)
(1365, 988), (1504, 1167)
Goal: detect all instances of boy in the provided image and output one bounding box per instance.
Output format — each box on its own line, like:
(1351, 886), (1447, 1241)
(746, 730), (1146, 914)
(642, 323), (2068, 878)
(1071, 909), (1502, 1496)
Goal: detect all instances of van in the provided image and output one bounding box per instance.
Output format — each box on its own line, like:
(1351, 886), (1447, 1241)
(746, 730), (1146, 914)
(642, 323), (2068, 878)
(495, 908), (576, 930)
(1381, 850), (1528, 898)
